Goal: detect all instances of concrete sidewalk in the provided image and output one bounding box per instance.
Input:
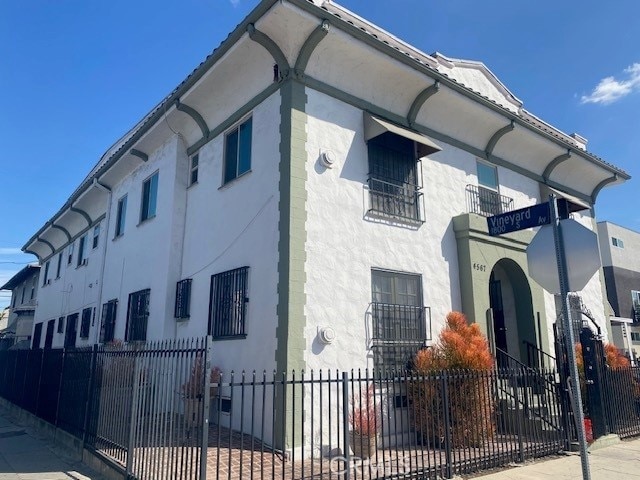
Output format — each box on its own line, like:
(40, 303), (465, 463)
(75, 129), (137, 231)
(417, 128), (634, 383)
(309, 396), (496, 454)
(471, 438), (640, 480)
(0, 410), (103, 480)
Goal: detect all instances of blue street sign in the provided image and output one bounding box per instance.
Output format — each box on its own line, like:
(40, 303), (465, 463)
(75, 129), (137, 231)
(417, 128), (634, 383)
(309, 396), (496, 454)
(487, 202), (551, 236)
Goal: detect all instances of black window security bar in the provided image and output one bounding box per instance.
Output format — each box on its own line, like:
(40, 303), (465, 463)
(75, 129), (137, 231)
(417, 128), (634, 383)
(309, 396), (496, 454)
(371, 303), (431, 369)
(125, 289), (150, 342)
(175, 278), (192, 319)
(367, 176), (424, 222)
(209, 267), (249, 339)
(466, 184), (514, 217)
(99, 300), (117, 344)
(80, 308), (92, 338)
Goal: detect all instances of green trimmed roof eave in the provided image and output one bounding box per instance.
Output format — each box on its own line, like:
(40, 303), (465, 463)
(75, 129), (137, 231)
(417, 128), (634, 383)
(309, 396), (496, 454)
(289, 0), (629, 180)
(22, 0), (282, 254)
(22, 0), (630, 253)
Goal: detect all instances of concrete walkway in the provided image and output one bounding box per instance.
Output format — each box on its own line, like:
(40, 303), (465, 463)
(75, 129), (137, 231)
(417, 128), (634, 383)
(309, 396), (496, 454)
(0, 411), (103, 480)
(471, 438), (640, 480)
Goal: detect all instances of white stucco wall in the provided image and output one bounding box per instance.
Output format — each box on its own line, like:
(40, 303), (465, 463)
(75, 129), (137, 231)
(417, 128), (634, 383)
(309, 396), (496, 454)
(178, 92), (281, 374)
(33, 222), (105, 348)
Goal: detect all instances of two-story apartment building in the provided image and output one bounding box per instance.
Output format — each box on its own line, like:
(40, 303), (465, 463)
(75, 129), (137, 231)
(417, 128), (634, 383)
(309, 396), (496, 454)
(0, 264), (40, 349)
(23, 0), (628, 379)
(598, 221), (640, 362)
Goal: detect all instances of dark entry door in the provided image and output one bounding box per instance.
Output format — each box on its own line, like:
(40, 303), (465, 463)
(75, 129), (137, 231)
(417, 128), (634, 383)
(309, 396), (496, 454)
(44, 319), (55, 349)
(489, 275), (508, 353)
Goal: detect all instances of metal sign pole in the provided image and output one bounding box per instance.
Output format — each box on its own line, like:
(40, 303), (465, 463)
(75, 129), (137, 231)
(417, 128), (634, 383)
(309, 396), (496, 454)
(549, 194), (591, 480)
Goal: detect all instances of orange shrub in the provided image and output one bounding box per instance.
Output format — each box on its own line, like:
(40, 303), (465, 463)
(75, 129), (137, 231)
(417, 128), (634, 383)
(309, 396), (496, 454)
(411, 311), (495, 448)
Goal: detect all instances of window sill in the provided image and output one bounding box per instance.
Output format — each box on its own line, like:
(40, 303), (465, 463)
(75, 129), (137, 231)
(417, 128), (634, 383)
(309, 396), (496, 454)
(219, 170), (252, 190)
(212, 334), (247, 341)
(112, 233), (124, 242)
(137, 214), (156, 227)
(187, 181), (198, 190)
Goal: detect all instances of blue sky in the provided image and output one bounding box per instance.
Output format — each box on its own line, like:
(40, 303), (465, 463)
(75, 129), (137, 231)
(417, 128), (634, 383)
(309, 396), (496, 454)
(1, 0), (639, 308)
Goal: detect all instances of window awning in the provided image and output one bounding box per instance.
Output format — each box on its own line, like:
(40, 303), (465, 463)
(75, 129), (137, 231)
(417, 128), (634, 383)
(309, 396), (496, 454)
(540, 184), (591, 213)
(363, 113), (442, 158)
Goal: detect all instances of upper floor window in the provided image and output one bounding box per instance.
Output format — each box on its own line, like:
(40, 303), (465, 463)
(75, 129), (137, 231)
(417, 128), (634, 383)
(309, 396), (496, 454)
(56, 252), (63, 279)
(42, 261), (50, 286)
(126, 289), (150, 342)
(474, 160), (508, 216)
(175, 279), (192, 319)
(20, 285), (25, 304)
(92, 224), (100, 249)
(30, 277), (36, 300)
(631, 331), (640, 343)
(67, 242), (74, 265)
(77, 235), (87, 267)
(115, 195), (127, 237)
(190, 153), (199, 186)
(223, 117), (252, 184)
(57, 316), (64, 334)
(209, 267), (249, 339)
(367, 133), (421, 221)
(140, 172), (159, 222)
(612, 237), (625, 248)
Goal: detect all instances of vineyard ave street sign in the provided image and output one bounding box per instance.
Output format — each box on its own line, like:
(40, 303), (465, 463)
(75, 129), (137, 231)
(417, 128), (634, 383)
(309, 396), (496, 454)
(486, 202), (551, 236)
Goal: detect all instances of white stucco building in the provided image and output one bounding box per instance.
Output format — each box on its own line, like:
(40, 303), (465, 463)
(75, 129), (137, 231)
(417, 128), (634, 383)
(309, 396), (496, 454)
(0, 264), (40, 349)
(24, 0), (628, 380)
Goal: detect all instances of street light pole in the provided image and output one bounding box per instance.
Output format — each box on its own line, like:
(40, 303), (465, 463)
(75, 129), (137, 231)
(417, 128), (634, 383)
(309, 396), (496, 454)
(549, 194), (591, 480)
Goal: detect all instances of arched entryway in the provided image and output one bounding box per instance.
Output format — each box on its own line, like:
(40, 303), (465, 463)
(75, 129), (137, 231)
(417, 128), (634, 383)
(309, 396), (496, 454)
(488, 258), (537, 363)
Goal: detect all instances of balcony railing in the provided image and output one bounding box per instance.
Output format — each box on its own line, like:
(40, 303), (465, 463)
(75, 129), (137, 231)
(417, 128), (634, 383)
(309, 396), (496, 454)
(465, 184), (514, 217)
(367, 176), (424, 222)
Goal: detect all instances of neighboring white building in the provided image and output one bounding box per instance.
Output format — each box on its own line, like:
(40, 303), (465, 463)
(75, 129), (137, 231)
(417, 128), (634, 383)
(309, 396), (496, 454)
(0, 265), (40, 349)
(598, 221), (640, 362)
(23, 0), (628, 378)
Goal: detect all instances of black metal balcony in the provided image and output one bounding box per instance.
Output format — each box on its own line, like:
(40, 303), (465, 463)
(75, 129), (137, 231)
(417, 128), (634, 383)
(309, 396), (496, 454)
(465, 184), (514, 217)
(367, 176), (424, 222)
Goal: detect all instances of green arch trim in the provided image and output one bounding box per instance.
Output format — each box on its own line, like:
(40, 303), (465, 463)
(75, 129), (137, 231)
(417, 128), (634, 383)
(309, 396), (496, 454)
(294, 20), (330, 76)
(543, 150), (571, 181)
(247, 24), (290, 76)
(175, 99), (210, 138)
(485, 120), (515, 156)
(407, 81), (440, 126)
(50, 223), (71, 242)
(591, 175), (618, 203)
(70, 206), (92, 226)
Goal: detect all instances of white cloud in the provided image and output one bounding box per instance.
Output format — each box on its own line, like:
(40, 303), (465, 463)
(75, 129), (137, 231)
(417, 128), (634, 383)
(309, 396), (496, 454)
(230, 0), (240, 6)
(581, 63), (640, 105)
(0, 248), (23, 255)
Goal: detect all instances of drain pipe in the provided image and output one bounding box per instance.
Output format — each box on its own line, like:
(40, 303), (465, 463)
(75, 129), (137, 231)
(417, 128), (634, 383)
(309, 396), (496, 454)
(92, 178), (112, 345)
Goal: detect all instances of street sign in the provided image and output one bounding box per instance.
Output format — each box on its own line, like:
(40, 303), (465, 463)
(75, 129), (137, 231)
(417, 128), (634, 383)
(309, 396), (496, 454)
(526, 218), (600, 294)
(487, 202), (550, 236)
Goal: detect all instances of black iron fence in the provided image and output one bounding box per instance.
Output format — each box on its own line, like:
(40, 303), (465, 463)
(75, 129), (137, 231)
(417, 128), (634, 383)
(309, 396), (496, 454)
(603, 366), (640, 438)
(9, 337), (640, 479)
(0, 338), (210, 480)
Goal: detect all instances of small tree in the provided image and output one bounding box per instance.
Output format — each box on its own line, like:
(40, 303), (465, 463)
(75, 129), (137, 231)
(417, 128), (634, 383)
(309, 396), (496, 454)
(411, 311), (495, 448)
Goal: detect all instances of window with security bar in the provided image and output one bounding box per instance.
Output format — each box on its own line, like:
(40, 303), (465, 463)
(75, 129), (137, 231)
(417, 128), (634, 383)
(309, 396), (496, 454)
(367, 133), (422, 222)
(80, 307), (92, 338)
(175, 279), (192, 319)
(126, 289), (150, 342)
(371, 269), (429, 370)
(100, 299), (118, 343)
(209, 267), (249, 339)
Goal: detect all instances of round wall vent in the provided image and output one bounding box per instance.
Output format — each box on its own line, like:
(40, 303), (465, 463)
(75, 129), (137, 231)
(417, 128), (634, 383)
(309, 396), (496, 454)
(318, 327), (336, 345)
(320, 151), (335, 168)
